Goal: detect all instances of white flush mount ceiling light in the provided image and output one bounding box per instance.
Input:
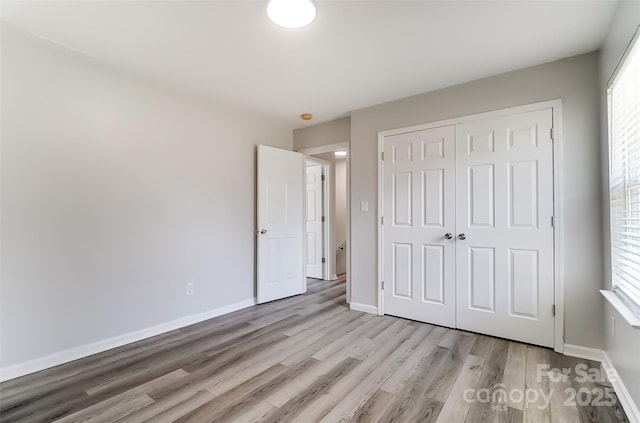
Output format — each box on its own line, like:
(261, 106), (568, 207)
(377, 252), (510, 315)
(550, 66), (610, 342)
(267, 0), (317, 29)
(334, 150), (347, 157)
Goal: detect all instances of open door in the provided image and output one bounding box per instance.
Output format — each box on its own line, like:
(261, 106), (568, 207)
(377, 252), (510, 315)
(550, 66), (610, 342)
(257, 145), (305, 304)
(305, 163), (324, 279)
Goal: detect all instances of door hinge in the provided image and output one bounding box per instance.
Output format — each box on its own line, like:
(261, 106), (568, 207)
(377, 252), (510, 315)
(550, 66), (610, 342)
(381, 152), (385, 161)
(321, 174), (326, 181)
(551, 216), (555, 228)
(322, 216), (325, 222)
(550, 128), (554, 140)
(381, 281), (385, 290)
(322, 257), (326, 264)
(381, 216), (384, 225)
(552, 304), (556, 316)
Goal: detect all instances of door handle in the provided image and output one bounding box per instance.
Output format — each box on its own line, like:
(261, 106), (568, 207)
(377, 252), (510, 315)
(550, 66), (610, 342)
(259, 229), (268, 235)
(444, 233), (453, 240)
(458, 233), (466, 240)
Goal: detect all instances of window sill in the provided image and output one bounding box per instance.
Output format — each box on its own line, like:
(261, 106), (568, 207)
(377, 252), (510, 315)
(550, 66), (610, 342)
(600, 290), (640, 329)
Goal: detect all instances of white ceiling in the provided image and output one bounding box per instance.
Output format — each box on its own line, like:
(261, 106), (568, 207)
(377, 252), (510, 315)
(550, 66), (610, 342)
(1, 0), (618, 128)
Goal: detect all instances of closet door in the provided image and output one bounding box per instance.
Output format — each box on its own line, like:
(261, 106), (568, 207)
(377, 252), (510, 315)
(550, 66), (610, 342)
(455, 109), (555, 347)
(382, 126), (456, 327)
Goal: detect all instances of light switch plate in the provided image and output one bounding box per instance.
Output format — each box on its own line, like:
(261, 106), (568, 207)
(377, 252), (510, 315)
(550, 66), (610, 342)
(360, 201), (369, 212)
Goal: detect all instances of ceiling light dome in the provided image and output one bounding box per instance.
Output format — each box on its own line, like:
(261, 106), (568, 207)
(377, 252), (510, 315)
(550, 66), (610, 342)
(267, 0), (316, 29)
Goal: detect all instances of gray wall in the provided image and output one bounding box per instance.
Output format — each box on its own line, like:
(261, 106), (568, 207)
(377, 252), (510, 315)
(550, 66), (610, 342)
(294, 117), (350, 150)
(599, 0), (640, 405)
(0, 26), (292, 368)
(350, 52), (603, 348)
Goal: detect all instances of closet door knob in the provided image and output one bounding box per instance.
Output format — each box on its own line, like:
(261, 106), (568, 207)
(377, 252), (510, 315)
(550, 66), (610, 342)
(458, 233), (466, 240)
(444, 233), (453, 240)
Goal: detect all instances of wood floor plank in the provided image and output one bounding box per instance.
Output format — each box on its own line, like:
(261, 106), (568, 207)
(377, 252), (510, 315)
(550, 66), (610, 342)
(81, 395), (154, 423)
(52, 370), (188, 423)
(231, 400), (277, 423)
(1, 318), (248, 419)
(348, 320), (410, 362)
(310, 315), (379, 361)
(1, 278), (628, 423)
(203, 330), (326, 396)
(547, 369), (580, 423)
(424, 333), (476, 402)
(276, 374), (363, 422)
(436, 354), (486, 423)
(0, 327), (232, 410)
(463, 338), (510, 423)
(267, 336), (371, 408)
(567, 356), (623, 423)
(494, 406), (524, 423)
(350, 389), (395, 423)
(502, 342), (528, 411)
(523, 346), (552, 423)
(438, 329), (460, 348)
(406, 397), (444, 423)
(115, 390), (215, 423)
(279, 313), (372, 366)
(147, 332), (290, 401)
(360, 317), (397, 339)
(469, 335), (497, 360)
(380, 326), (446, 394)
(181, 359), (317, 423)
(348, 324), (430, 381)
(282, 305), (350, 336)
(319, 326), (429, 422)
(376, 346), (452, 423)
(260, 357), (361, 423)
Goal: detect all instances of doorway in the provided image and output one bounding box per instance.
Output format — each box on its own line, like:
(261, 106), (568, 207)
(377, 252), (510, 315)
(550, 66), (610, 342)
(305, 157), (329, 280)
(301, 143), (350, 302)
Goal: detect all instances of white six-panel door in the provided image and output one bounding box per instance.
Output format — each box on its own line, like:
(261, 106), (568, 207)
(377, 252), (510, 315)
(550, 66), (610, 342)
(306, 164), (324, 279)
(455, 109), (554, 347)
(383, 126), (457, 327)
(257, 145), (305, 304)
(381, 108), (555, 347)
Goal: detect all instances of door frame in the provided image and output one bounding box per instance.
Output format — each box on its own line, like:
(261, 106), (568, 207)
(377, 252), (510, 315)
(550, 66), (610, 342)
(298, 142), (351, 304)
(305, 157), (331, 280)
(377, 99), (565, 352)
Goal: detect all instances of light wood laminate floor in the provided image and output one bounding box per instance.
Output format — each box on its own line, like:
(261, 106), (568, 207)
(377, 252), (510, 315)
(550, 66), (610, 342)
(0, 278), (629, 423)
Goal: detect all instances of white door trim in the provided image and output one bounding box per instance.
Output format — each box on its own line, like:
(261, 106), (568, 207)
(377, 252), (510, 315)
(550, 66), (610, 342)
(299, 142), (349, 156)
(299, 142), (351, 303)
(306, 157), (332, 280)
(377, 99), (564, 352)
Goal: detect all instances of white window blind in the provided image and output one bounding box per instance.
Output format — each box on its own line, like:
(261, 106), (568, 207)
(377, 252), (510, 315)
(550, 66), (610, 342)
(609, 35), (640, 316)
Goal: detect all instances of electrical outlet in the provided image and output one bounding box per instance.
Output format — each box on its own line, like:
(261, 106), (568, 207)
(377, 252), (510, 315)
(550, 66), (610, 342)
(186, 283), (194, 296)
(611, 315), (615, 337)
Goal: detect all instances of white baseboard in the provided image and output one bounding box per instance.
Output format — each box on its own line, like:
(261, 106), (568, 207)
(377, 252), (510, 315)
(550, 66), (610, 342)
(350, 302), (378, 315)
(601, 354), (640, 423)
(564, 344), (640, 423)
(563, 343), (609, 362)
(0, 298), (256, 382)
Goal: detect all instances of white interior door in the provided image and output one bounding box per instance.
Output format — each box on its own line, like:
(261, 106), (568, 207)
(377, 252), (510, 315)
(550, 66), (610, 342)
(306, 164), (324, 279)
(382, 126), (457, 327)
(455, 109), (555, 347)
(380, 107), (556, 348)
(257, 145), (305, 304)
